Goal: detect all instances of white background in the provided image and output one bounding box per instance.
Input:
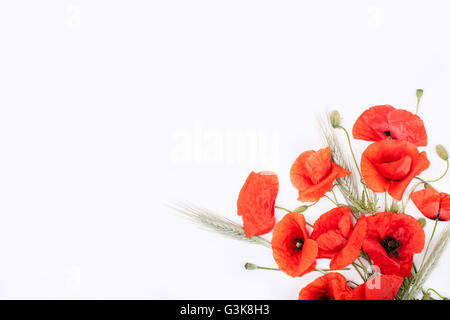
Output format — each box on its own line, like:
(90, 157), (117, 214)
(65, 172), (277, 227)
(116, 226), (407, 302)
(0, 1), (449, 299)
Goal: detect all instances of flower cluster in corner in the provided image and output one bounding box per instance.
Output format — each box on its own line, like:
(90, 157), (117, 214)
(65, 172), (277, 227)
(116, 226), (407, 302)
(235, 92), (449, 300)
(174, 90), (449, 300)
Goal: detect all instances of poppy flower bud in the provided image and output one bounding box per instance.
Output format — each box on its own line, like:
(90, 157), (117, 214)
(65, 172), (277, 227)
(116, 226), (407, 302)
(294, 205), (308, 213)
(422, 292), (434, 300)
(330, 110), (341, 128)
(418, 217), (426, 228)
(416, 89), (423, 99)
(391, 202), (399, 213)
(436, 144), (448, 160)
(244, 262), (257, 270)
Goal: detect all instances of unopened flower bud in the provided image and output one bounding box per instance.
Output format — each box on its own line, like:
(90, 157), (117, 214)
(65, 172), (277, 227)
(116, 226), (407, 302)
(436, 144), (448, 160)
(422, 292), (434, 300)
(418, 217), (426, 228)
(244, 262), (257, 270)
(330, 110), (341, 128)
(416, 89), (423, 99)
(391, 202), (399, 213)
(294, 205), (308, 213)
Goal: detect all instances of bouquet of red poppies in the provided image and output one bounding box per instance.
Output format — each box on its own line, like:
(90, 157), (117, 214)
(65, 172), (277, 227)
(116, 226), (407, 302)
(172, 90), (449, 300)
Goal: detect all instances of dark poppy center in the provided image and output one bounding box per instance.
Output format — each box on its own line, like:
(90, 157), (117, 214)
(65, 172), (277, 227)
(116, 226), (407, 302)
(432, 210), (443, 221)
(293, 238), (304, 251)
(380, 236), (401, 258)
(319, 294), (330, 300)
(384, 130), (391, 137)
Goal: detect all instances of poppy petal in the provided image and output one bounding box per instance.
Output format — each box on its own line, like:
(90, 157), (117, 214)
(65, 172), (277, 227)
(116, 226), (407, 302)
(439, 193), (450, 221)
(361, 152), (390, 193)
(290, 150), (315, 191)
(411, 188), (441, 220)
(388, 151), (430, 200)
(361, 140), (430, 200)
(362, 238), (401, 275)
(330, 216), (367, 270)
(363, 212), (425, 277)
(290, 148), (350, 202)
(387, 109), (428, 146)
(311, 207), (352, 239)
(272, 212), (316, 277)
(352, 105), (394, 141)
(352, 275), (404, 300)
(353, 105), (428, 146)
(237, 171), (279, 237)
(305, 147), (332, 184)
(315, 230), (347, 258)
(296, 239), (318, 276)
(375, 156), (412, 181)
(298, 272), (353, 300)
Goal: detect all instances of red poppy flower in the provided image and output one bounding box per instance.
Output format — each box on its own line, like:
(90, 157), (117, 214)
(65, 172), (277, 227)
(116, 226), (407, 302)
(272, 212), (318, 277)
(298, 272), (353, 300)
(290, 147), (351, 202)
(237, 171), (279, 237)
(352, 275), (404, 300)
(352, 105), (427, 146)
(310, 207), (367, 270)
(361, 140), (430, 200)
(411, 188), (450, 221)
(362, 212), (425, 277)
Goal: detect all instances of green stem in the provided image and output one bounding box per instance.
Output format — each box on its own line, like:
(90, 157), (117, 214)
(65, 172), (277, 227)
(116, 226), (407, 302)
(337, 125), (370, 202)
(357, 257), (369, 276)
(336, 183), (365, 215)
(331, 189), (339, 204)
(427, 288), (449, 300)
(347, 280), (360, 287)
(384, 192), (388, 211)
(325, 194), (339, 206)
(256, 266), (280, 271)
(275, 205), (314, 227)
(418, 219), (439, 272)
(427, 160), (449, 183)
(352, 263), (366, 282)
(275, 206), (291, 213)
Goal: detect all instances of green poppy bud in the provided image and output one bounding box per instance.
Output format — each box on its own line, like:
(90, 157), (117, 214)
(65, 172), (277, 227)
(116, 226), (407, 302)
(436, 144), (448, 161)
(391, 202), (399, 213)
(418, 217), (426, 228)
(416, 89), (423, 99)
(294, 205), (308, 213)
(244, 262), (257, 270)
(330, 110), (341, 128)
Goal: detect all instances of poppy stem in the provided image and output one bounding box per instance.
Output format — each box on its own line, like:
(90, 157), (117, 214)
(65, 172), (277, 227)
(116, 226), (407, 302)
(427, 288), (449, 300)
(415, 89), (423, 114)
(352, 262), (367, 282)
(275, 206), (291, 213)
(347, 280), (360, 288)
(418, 218), (439, 272)
(325, 195), (339, 206)
(275, 205), (314, 227)
(384, 192), (388, 211)
(244, 262), (280, 271)
(331, 189), (339, 204)
(336, 125), (371, 205)
(336, 183), (366, 216)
